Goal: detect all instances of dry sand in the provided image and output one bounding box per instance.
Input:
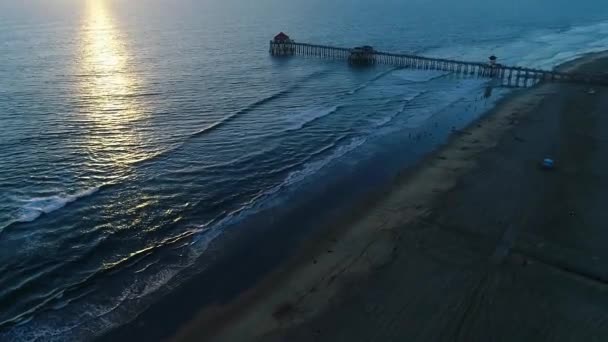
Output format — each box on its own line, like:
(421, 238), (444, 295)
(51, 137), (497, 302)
(173, 53), (608, 342)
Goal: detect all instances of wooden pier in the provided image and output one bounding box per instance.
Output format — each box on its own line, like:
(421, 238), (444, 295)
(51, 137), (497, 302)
(269, 33), (608, 87)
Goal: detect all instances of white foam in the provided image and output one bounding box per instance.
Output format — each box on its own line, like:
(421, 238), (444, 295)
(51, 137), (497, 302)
(393, 69), (448, 82)
(347, 68), (397, 95)
(135, 268), (179, 299)
(285, 105), (340, 131)
(15, 187), (100, 223)
(283, 137), (366, 187)
(425, 19), (608, 71)
(372, 115), (394, 127)
(403, 80), (482, 129)
(188, 136), (368, 243)
(371, 91), (427, 127)
(347, 84), (367, 95)
(0, 228), (221, 341)
(403, 90), (427, 103)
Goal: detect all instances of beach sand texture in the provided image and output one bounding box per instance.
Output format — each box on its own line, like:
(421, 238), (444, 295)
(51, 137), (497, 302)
(174, 53), (608, 342)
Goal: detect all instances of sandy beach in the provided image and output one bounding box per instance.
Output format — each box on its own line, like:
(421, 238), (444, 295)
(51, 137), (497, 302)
(169, 53), (608, 341)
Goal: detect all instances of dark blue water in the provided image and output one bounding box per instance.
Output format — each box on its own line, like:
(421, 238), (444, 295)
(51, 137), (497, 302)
(2, 0), (608, 340)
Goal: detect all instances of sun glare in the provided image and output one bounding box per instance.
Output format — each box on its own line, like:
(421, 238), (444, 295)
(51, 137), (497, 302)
(78, 0), (150, 167)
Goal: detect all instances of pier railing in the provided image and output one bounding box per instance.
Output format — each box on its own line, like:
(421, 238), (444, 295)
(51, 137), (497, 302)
(270, 40), (608, 87)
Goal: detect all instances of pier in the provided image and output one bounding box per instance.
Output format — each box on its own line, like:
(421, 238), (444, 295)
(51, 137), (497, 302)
(270, 33), (608, 87)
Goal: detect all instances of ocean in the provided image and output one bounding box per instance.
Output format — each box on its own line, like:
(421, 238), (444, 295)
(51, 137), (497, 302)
(1, 0), (608, 340)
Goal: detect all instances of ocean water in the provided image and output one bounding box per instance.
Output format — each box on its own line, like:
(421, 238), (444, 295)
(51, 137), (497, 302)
(2, 0), (608, 340)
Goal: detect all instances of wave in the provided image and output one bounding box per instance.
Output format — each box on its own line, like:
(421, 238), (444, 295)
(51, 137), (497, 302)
(189, 90), (291, 139)
(402, 81), (480, 129)
(51, 288), (97, 311)
(393, 69), (449, 83)
(423, 19), (608, 72)
(266, 135), (351, 178)
(1, 69), (341, 336)
(196, 136), (366, 240)
(398, 90), (429, 112)
(347, 67), (399, 95)
(134, 268), (179, 299)
(0, 225), (208, 329)
(126, 91), (293, 168)
(285, 105), (340, 132)
(0, 220), (225, 340)
(190, 69), (330, 139)
(11, 187), (100, 225)
(0, 121), (364, 342)
(131, 70), (331, 167)
(183, 136), (368, 253)
(119, 92), (162, 99)
(198, 139), (368, 260)
(282, 137), (366, 188)
(372, 90), (428, 127)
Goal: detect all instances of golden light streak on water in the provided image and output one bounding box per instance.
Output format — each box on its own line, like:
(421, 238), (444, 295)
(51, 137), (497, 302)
(78, 0), (151, 167)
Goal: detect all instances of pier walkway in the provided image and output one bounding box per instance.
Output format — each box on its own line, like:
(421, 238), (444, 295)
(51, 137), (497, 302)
(270, 36), (608, 87)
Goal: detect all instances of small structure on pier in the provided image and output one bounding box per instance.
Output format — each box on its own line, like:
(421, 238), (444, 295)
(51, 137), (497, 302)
(273, 32), (292, 43)
(489, 55), (498, 66)
(487, 55), (502, 77)
(349, 45), (375, 65)
(269, 32), (295, 56)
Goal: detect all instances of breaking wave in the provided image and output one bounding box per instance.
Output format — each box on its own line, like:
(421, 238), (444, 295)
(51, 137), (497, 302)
(11, 187), (101, 225)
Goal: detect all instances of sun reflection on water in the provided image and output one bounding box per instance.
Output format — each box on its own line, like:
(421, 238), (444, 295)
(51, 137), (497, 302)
(79, 0), (151, 168)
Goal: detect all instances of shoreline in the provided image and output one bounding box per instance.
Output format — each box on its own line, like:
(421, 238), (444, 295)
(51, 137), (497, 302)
(172, 86), (547, 341)
(171, 51), (608, 341)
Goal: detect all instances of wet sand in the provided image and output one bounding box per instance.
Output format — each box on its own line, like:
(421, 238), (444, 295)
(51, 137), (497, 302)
(173, 53), (608, 342)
